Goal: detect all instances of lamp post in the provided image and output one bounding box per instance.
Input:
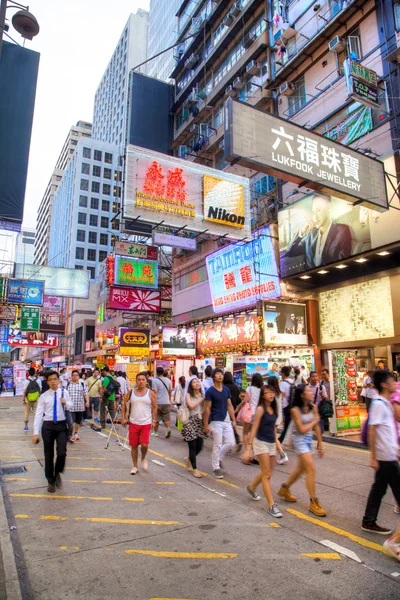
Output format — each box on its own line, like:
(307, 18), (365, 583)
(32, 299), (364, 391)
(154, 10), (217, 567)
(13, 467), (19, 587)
(0, 0), (40, 59)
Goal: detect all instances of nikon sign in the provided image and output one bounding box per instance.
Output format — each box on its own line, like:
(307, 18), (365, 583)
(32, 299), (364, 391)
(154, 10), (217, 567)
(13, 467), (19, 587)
(224, 99), (388, 212)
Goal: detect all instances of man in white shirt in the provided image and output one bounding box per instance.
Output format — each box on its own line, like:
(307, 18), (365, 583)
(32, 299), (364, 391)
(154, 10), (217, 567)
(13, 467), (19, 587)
(23, 367), (42, 432)
(32, 371), (73, 493)
(362, 369), (400, 535)
(59, 368), (69, 389)
(184, 365), (205, 397)
(203, 365), (214, 392)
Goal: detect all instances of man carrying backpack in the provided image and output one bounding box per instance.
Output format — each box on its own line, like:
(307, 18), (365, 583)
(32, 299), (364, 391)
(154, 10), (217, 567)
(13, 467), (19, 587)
(66, 370), (89, 442)
(23, 367), (42, 431)
(100, 366), (120, 429)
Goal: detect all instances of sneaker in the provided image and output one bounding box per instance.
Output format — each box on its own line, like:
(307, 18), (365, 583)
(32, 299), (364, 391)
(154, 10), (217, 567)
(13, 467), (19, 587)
(130, 467), (138, 475)
(23, 426), (29, 432)
(250, 458), (259, 465)
(94, 417), (100, 423)
(278, 485), (297, 503)
(165, 429), (171, 439)
(213, 469), (224, 479)
(361, 522), (392, 535)
(47, 483), (56, 493)
(184, 457), (192, 471)
(219, 460), (224, 470)
(309, 498), (326, 517)
(192, 469), (202, 478)
(154, 431), (158, 437)
(383, 537), (400, 561)
(394, 505), (400, 514)
(55, 474), (63, 489)
(68, 436), (75, 444)
(73, 433), (80, 441)
(268, 503), (283, 518)
(246, 485), (261, 501)
(142, 458), (148, 472)
(276, 453), (289, 465)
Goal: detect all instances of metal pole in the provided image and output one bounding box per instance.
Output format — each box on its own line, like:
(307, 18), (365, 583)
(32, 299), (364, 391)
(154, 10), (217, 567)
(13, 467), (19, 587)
(0, 0), (7, 59)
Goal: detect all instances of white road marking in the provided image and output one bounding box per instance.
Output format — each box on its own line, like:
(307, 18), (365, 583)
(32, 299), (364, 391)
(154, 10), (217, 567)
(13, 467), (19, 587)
(199, 485), (227, 498)
(151, 460), (165, 466)
(320, 540), (361, 563)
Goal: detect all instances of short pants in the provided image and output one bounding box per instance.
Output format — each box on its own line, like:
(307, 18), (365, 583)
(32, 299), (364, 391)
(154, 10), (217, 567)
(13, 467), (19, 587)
(253, 439), (276, 457)
(292, 434), (313, 456)
(157, 404), (170, 423)
(72, 411), (85, 425)
(129, 422), (151, 447)
(89, 397), (100, 411)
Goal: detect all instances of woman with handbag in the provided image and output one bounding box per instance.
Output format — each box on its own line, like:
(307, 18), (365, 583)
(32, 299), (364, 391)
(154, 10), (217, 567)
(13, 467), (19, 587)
(236, 372), (263, 450)
(182, 377), (205, 479)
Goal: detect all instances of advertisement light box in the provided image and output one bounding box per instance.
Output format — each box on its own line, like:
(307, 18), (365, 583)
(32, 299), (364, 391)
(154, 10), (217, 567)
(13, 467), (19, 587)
(14, 264), (90, 298)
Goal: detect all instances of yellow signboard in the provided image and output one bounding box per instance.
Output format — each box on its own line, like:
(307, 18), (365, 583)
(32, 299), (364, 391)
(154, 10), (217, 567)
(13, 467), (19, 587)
(203, 175), (245, 229)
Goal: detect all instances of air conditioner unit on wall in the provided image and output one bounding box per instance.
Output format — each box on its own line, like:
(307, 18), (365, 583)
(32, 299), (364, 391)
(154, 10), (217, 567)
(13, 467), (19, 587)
(243, 33), (256, 49)
(233, 76), (244, 90)
(329, 36), (346, 53)
(230, 2), (242, 17)
(246, 60), (259, 76)
(190, 124), (198, 133)
(223, 12), (234, 26)
(225, 85), (236, 98)
(280, 81), (296, 96)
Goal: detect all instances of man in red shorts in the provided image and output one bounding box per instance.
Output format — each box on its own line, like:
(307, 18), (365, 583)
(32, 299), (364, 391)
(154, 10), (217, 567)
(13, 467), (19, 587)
(122, 372), (157, 475)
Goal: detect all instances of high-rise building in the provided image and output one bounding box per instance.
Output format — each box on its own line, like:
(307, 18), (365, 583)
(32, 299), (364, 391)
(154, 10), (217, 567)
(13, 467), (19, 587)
(92, 10), (149, 146)
(48, 138), (121, 281)
(147, 0), (181, 83)
(34, 120), (92, 266)
(15, 228), (36, 265)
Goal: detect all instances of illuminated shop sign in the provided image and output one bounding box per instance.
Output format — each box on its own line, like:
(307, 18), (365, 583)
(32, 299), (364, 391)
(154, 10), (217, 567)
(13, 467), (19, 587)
(345, 60), (379, 109)
(324, 105), (372, 146)
(114, 256), (158, 290)
(114, 241), (158, 260)
(119, 328), (150, 357)
(14, 264), (90, 298)
(162, 326), (196, 356)
(263, 301), (307, 346)
(196, 315), (259, 356)
(109, 287), (161, 313)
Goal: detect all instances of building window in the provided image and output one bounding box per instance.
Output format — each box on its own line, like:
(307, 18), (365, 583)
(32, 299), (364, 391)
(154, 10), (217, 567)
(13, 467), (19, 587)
(99, 250), (107, 262)
(395, 2), (400, 31)
(77, 230), (85, 242)
(88, 266), (96, 280)
(214, 105), (224, 129)
(83, 147), (91, 158)
(79, 195), (88, 207)
(87, 248), (96, 262)
(93, 165), (101, 177)
(101, 216), (109, 228)
(78, 213), (86, 225)
(89, 214), (98, 226)
(348, 34), (362, 60)
(101, 200), (110, 212)
(100, 233), (108, 245)
(111, 219), (120, 231)
(90, 198), (99, 210)
(80, 179), (89, 191)
(288, 76), (306, 116)
(75, 247), (84, 259)
(81, 162), (90, 175)
(103, 168), (112, 179)
(105, 152), (113, 164)
(75, 264), (84, 270)
(102, 184), (111, 195)
(94, 150), (102, 161)
(92, 181), (100, 193)
(88, 231), (97, 244)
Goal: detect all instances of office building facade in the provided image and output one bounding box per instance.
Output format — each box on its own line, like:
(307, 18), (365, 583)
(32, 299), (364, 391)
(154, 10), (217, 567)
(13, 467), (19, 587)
(15, 228), (35, 265)
(147, 0), (181, 83)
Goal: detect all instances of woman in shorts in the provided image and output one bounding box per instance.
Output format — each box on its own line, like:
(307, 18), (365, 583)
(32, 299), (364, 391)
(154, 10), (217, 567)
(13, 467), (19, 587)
(278, 384), (326, 517)
(243, 385), (282, 518)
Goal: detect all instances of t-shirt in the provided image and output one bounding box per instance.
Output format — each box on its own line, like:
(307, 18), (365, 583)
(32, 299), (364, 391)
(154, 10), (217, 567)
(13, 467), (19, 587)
(268, 370), (280, 379)
(369, 396), (398, 462)
(203, 377), (214, 391)
(24, 377), (42, 392)
(152, 376), (172, 405)
(205, 385), (231, 422)
(246, 386), (261, 415)
(279, 379), (293, 409)
(390, 381), (400, 440)
(86, 376), (102, 398)
(308, 384), (326, 406)
(256, 410), (277, 443)
(60, 373), (69, 389)
(103, 375), (116, 401)
(129, 388), (152, 425)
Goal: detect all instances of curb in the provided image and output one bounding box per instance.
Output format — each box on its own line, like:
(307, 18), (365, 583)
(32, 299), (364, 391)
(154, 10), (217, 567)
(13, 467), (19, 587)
(321, 434), (365, 449)
(0, 477), (22, 600)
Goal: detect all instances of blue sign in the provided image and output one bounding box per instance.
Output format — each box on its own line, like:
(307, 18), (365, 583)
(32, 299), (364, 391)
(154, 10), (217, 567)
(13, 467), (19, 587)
(7, 279), (44, 306)
(0, 325), (9, 344)
(0, 219), (21, 232)
(206, 226), (281, 313)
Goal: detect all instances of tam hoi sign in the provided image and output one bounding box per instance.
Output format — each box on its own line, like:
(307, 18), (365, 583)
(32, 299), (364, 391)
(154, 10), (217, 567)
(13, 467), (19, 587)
(196, 315), (259, 356)
(114, 241), (158, 260)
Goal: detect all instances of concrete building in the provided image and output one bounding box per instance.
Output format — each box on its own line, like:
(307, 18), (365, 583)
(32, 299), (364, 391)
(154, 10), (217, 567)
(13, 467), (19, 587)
(14, 227), (35, 265)
(34, 121), (92, 266)
(147, 0), (181, 83)
(48, 137), (121, 281)
(92, 10), (149, 146)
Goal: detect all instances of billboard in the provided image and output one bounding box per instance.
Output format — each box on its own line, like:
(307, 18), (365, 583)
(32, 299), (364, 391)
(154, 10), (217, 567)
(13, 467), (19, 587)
(224, 99), (387, 211)
(124, 145), (251, 240)
(206, 226), (281, 313)
(114, 241), (158, 260)
(0, 42), (40, 224)
(114, 256), (158, 289)
(196, 315), (259, 356)
(14, 264), (90, 298)
(8, 328), (58, 348)
(278, 192), (371, 277)
(263, 302), (307, 346)
(162, 326), (196, 356)
(119, 328), (150, 357)
(109, 287), (161, 313)
(153, 231), (197, 251)
(323, 105), (372, 146)
(7, 279), (44, 306)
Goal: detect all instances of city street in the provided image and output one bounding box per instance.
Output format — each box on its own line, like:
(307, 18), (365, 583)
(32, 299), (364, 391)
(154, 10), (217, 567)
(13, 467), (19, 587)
(0, 397), (399, 600)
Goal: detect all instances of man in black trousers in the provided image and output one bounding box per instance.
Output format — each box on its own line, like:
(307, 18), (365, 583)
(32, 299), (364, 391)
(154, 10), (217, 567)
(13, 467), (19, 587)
(32, 371), (72, 493)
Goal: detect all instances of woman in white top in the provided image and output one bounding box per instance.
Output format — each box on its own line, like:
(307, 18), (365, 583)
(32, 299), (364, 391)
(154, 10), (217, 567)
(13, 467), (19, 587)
(122, 372), (157, 475)
(182, 378), (204, 478)
(236, 372), (263, 449)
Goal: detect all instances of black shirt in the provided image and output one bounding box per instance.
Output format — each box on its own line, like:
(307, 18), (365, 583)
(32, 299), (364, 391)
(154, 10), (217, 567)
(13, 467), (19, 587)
(256, 410), (277, 443)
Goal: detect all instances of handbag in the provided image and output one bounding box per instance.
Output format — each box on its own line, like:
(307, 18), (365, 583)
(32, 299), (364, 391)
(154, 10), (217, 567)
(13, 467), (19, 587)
(237, 402), (252, 424)
(177, 404), (190, 425)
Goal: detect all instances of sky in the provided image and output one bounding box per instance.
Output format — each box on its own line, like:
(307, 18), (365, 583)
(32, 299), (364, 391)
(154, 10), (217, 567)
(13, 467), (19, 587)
(15, 0), (150, 228)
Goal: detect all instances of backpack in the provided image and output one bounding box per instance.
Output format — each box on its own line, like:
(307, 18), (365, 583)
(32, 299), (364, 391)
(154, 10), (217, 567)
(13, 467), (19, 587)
(318, 398), (334, 419)
(103, 377), (120, 399)
(361, 398), (386, 446)
(282, 380), (295, 407)
(26, 378), (40, 402)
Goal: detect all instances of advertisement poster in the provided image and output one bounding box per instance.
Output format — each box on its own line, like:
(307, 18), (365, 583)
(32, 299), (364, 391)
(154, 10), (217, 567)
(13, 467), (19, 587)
(278, 193), (371, 277)
(15, 264), (90, 299)
(109, 287), (161, 313)
(162, 327), (196, 356)
(7, 279), (44, 306)
(332, 351), (361, 434)
(119, 328), (150, 357)
(114, 256), (158, 290)
(126, 362), (148, 386)
(14, 363), (27, 396)
(324, 105), (372, 145)
(42, 296), (63, 317)
(8, 328), (58, 347)
(1, 366), (13, 391)
(263, 301), (307, 345)
(206, 226), (281, 313)
(197, 315), (259, 356)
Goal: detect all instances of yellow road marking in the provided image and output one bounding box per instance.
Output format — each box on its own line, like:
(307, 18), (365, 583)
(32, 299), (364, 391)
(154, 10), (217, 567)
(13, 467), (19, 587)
(102, 481), (135, 485)
(215, 479), (239, 489)
(15, 514), (29, 519)
(64, 457), (108, 461)
(149, 598), (198, 600)
(125, 550), (237, 559)
(301, 553), (341, 560)
(41, 515), (68, 521)
(4, 477), (30, 481)
(0, 455), (23, 458)
(60, 546), (79, 550)
(10, 493), (112, 501)
(78, 517), (179, 525)
(123, 497), (144, 502)
(155, 482), (175, 485)
(0, 434), (33, 437)
(148, 449), (165, 457)
(287, 509), (390, 556)
(67, 480), (95, 483)
(64, 467), (104, 471)
(269, 523), (280, 528)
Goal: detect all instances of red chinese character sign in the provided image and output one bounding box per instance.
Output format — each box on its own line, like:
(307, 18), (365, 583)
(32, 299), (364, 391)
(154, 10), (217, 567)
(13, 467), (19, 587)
(106, 255), (115, 286)
(196, 315), (259, 356)
(109, 287), (161, 313)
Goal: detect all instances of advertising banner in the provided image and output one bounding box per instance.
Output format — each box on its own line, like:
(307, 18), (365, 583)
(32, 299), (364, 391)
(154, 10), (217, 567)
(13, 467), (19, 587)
(20, 307), (40, 332)
(114, 241), (158, 260)
(114, 256), (158, 289)
(124, 145), (251, 240)
(278, 192), (371, 277)
(8, 330), (58, 348)
(224, 99), (387, 211)
(0, 324), (9, 344)
(109, 287), (161, 313)
(153, 231), (197, 251)
(324, 105), (372, 146)
(196, 315), (259, 356)
(14, 363), (27, 395)
(42, 296), (63, 316)
(345, 60), (379, 108)
(0, 304), (16, 321)
(206, 225), (281, 313)
(14, 264), (90, 298)
(119, 328), (150, 357)
(162, 326), (196, 356)
(7, 279), (44, 306)
(263, 302), (307, 345)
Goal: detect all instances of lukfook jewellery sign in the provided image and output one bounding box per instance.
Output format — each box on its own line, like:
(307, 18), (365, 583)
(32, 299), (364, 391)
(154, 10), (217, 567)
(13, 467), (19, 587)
(224, 99), (388, 212)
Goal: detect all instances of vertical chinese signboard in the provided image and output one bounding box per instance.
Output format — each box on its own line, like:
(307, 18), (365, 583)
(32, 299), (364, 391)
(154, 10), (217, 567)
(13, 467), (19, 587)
(20, 307), (40, 332)
(332, 351), (361, 435)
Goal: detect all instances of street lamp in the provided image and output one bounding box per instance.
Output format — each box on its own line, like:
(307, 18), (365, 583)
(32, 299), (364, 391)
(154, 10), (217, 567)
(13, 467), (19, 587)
(0, 1), (40, 58)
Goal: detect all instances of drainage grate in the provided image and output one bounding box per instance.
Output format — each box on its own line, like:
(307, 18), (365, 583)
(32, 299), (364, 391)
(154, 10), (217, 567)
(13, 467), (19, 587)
(0, 466), (27, 475)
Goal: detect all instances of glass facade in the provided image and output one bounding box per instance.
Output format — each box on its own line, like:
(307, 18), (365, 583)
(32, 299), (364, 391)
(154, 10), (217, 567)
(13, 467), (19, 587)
(147, 0), (181, 82)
